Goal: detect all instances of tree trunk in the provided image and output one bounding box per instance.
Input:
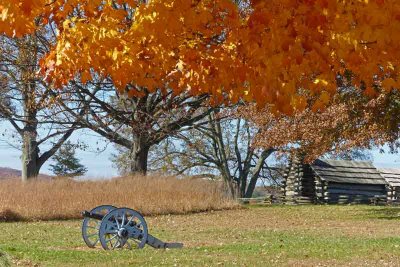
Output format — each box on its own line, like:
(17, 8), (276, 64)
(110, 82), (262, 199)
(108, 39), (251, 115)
(244, 175), (258, 198)
(129, 135), (150, 175)
(239, 175), (247, 198)
(21, 130), (40, 181)
(244, 149), (274, 198)
(20, 36), (40, 181)
(223, 179), (238, 199)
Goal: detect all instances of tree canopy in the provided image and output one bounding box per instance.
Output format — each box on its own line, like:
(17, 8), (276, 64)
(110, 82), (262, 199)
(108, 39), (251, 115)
(1, 0), (400, 113)
(239, 89), (400, 162)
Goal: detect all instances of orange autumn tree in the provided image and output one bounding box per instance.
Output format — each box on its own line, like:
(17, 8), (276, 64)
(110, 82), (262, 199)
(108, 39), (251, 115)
(239, 89), (400, 163)
(1, 0), (400, 112)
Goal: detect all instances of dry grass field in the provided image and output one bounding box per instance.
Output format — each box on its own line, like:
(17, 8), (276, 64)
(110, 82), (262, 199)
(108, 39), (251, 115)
(1, 205), (400, 266)
(0, 176), (237, 221)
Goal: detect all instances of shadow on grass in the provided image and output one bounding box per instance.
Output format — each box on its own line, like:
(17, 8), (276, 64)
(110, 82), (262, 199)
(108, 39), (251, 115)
(361, 207), (400, 220)
(0, 209), (25, 222)
(0, 206), (243, 223)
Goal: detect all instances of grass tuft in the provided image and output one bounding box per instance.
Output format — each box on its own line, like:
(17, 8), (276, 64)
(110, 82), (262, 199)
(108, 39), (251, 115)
(0, 175), (237, 221)
(0, 250), (10, 267)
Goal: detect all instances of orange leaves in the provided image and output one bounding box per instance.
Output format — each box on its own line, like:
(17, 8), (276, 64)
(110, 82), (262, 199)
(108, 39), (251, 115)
(381, 78), (399, 92)
(305, 11), (327, 28)
(0, 5), (8, 21)
(20, 0), (41, 15)
(235, 0), (400, 112)
(311, 91), (331, 112)
(248, 9), (271, 29)
(1, 0), (400, 114)
(0, 1), (39, 36)
(80, 71), (92, 84)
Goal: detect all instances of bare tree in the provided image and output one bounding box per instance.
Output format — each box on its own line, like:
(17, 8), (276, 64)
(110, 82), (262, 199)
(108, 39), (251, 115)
(120, 110), (276, 198)
(0, 32), (85, 181)
(56, 81), (217, 175)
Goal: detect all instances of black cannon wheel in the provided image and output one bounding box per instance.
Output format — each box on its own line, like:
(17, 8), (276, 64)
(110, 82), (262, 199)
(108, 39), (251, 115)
(98, 208), (148, 250)
(82, 205), (116, 248)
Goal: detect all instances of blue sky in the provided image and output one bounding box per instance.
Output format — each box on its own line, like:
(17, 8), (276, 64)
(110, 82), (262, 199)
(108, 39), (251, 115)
(371, 147), (400, 168)
(0, 125), (119, 178)
(0, 145), (117, 178)
(0, 122), (399, 178)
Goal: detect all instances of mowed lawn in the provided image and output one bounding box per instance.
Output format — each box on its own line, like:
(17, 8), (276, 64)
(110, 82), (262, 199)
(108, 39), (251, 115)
(2, 205), (400, 266)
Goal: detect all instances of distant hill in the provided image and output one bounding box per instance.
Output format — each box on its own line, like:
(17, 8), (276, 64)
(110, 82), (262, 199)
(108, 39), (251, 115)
(0, 167), (53, 180)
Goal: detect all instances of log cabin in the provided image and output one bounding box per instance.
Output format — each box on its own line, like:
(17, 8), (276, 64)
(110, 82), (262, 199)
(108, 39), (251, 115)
(378, 168), (400, 203)
(283, 158), (389, 204)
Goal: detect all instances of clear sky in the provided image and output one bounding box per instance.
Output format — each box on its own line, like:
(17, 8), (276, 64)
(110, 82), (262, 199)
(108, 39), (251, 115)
(369, 146), (400, 168)
(0, 122), (399, 178)
(0, 124), (119, 178)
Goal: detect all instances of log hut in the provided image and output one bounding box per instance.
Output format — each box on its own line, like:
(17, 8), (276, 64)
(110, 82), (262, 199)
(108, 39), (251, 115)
(283, 159), (388, 204)
(282, 156), (315, 204)
(378, 168), (400, 203)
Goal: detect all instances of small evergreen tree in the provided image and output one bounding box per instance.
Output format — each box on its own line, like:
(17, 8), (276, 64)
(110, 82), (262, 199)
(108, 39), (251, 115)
(49, 141), (87, 177)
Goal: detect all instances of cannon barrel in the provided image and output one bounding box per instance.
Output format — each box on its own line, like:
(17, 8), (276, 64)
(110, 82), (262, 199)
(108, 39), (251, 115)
(82, 210), (104, 220)
(82, 210), (138, 226)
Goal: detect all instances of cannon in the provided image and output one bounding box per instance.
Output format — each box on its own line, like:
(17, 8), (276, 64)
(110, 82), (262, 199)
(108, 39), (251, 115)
(81, 205), (183, 250)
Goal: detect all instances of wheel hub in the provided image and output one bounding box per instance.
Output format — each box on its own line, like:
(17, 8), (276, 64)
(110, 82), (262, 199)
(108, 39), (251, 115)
(117, 228), (129, 239)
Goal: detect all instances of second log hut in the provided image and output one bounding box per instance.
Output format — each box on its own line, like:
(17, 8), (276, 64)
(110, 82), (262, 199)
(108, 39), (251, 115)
(378, 168), (400, 203)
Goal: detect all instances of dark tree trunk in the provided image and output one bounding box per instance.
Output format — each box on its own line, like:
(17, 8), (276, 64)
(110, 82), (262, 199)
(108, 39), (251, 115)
(20, 123), (75, 181)
(21, 129), (40, 181)
(239, 175), (247, 198)
(129, 135), (150, 175)
(130, 147), (149, 175)
(244, 149), (275, 198)
(244, 176), (257, 198)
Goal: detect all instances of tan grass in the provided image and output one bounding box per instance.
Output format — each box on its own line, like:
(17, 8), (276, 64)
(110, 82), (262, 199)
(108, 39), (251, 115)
(0, 175), (238, 221)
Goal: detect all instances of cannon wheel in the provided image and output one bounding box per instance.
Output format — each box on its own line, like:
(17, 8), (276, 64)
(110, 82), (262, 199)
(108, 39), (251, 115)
(98, 208), (148, 250)
(82, 205), (116, 248)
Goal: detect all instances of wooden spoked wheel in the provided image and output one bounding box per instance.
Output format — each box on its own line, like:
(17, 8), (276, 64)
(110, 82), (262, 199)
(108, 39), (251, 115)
(98, 208), (148, 250)
(81, 205), (116, 248)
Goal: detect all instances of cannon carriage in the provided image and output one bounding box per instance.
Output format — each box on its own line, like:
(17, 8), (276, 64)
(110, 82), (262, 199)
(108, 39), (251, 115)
(81, 205), (183, 250)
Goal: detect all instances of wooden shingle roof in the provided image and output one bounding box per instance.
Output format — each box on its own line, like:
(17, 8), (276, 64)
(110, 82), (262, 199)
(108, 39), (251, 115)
(311, 159), (387, 185)
(378, 168), (400, 187)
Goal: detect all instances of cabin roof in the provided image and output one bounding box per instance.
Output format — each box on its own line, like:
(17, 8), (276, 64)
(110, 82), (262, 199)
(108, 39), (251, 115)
(378, 168), (400, 187)
(311, 159), (387, 185)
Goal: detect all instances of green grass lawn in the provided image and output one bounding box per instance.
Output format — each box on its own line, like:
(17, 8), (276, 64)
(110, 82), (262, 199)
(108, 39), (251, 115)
(2, 205), (400, 266)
